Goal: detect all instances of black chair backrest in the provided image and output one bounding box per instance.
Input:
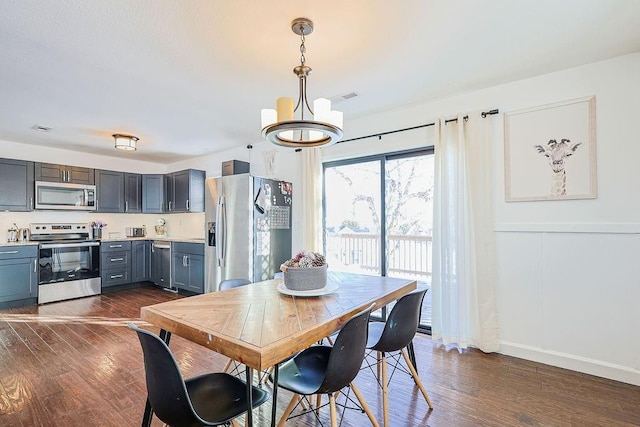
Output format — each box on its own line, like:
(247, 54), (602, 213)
(317, 304), (374, 394)
(219, 278), (251, 291)
(128, 323), (204, 427)
(371, 288), (428, 353)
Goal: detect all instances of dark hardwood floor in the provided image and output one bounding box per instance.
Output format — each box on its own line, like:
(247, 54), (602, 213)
(0, 286), (638, 426)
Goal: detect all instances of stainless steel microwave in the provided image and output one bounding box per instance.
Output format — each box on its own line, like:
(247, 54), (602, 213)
(35, 181), (96, 211)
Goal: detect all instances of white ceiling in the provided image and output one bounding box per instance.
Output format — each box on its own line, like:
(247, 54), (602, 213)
(1, 0), (639, 164)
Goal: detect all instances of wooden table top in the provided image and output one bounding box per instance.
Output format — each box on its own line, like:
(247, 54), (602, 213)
(140, 271), (416, 370)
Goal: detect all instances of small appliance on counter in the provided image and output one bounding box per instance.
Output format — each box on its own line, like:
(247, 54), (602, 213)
(126, 226), (146, 237)
(7, 223), (18, 243)
(154, 218), (167, 237)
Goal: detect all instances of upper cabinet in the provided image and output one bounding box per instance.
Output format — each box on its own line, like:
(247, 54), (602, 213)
(165, 169), (205, 213)
(0, 158), (34, 211)
(35, 163), (94, 185)
(142, 174), (164, 214)
(124, 173), (142, 213)
(95, 170), (124, 213)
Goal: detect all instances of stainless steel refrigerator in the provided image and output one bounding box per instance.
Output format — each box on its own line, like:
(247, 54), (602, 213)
(205, 174), (292, 292)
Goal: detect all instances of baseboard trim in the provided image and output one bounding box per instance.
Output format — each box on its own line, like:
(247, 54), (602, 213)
(499, 341), (640, 386)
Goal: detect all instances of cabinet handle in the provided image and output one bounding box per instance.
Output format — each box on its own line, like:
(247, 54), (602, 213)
(168, 201), (172, 211)
(33, 259), (37, 273)
(185, 255), (189, 267)
(110, 257), (124, 262)
(186, 200), (189, 211)
(110, 274), (124, 279)
(125, 200), (128, 212)
(30, 197), (33, 210)
(110, 245), (123, 248)
(0, 250), (19, 254)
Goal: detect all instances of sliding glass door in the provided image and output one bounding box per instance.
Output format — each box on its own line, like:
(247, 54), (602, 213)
(323, 148), (434, 330)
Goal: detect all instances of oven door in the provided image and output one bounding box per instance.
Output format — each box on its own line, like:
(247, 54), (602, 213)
(38, 241), (100, 285)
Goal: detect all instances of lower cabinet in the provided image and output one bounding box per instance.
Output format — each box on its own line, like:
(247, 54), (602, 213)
(131, 240), (151, 282)
(101, 241), (132, 288)
(171, 242), (204, 293)
(0, 245), (37, 305)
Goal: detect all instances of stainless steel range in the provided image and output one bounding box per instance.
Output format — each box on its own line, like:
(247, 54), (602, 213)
(30, 223), (101, 304)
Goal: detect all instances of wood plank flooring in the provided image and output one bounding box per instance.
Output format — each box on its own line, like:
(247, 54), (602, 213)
(0, 286), (638, 426)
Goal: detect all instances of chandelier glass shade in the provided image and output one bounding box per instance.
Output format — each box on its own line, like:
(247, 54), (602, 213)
(113, 134), (139, 151)
(261, 18), (343, 148)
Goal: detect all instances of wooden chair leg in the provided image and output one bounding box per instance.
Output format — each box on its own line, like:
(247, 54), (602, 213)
(315, 394), (322, 415)
(376, 351), (382, 380)
(350, 382), (380, 427)
(277, 394), (301, 427)
(381, 353), (389, 427)
(222, 358), (233, 373)
(329, 393), (338, 427)
(401, 349), (433, 409)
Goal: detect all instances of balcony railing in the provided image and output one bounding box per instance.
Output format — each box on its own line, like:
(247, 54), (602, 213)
(326, 232), (433, 326)
(326, 232), (432, 280)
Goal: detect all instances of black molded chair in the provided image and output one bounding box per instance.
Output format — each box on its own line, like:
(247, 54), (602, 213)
(273, 305), (379, 427)
(365, 288), (433, 426)
(129, 323), (269, 427)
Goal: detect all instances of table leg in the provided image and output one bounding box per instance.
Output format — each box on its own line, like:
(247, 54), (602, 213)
(141, 329), (171, 427)
(246, 367), (254, 426)
(270, 364), (279, 427)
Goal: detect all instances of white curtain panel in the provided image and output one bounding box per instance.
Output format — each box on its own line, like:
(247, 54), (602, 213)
(431, 112), (499, 352)
(301, 147), (323, 253)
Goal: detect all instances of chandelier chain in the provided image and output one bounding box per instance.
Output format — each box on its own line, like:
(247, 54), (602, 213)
(299, 26), (306, 66)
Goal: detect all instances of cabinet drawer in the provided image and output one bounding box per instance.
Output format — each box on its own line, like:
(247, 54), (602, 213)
(172, 242), (204, 256)
(101, 241), (131, 252)
(0, 245), (37, 260)
(101, 251), (130, 269)
(102, 268), (130, 287)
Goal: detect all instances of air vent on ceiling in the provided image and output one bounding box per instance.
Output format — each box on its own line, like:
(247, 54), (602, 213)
(330, 92), (359, 104)
(31, 124), (52, 132)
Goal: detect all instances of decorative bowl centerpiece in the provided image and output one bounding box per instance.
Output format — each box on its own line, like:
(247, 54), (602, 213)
(280, 251), (328, 291)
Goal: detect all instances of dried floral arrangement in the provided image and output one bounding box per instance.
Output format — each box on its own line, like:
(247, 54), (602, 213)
(90, 220), (107, 228)
(280, 251), (327, 272)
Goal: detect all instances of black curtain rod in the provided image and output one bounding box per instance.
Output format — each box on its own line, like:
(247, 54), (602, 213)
(336, 108), (500, 144)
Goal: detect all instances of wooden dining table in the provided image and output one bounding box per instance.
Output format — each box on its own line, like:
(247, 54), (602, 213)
(139, 271), (417, 427)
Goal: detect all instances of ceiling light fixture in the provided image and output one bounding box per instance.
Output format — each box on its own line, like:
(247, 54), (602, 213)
(261, 18), (343, 148)
(113, 134), (138, 151)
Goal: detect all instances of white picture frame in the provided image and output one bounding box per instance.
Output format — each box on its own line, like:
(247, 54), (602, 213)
(504, 96), (597, 202)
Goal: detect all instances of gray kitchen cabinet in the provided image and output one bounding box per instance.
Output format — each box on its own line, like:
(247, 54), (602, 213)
(131, 240), (151, 283)
(0, 245), (38, 306)
(165, 169), (205, 213)
(100, 241), (132, 287)
(35, 163), (94, 185)
(124, 173), (142, 213)
(150, 241), (172, 288)
(142, 174), (165, 213)
(171, 242), (204, 293)
(96, 170), (125, 213)
(0, 158), (34, 211)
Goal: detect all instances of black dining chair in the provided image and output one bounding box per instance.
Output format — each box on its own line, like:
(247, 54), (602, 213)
(272, 305), (379, 427)
(364, 288), (433, 426)
(129, 323), (269, 427)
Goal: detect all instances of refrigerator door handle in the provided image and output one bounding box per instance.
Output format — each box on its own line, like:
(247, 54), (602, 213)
(216, 195), (226, 266)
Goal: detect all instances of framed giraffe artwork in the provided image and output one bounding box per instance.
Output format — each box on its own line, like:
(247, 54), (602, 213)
(504, 96), (597, 201)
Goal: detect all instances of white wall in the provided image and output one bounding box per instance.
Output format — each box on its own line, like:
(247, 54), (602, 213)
(323, 53), (640, 386)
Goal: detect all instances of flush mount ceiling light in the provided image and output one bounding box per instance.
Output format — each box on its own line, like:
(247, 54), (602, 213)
(261, 18), (343, 148)
(113, 134), (139, 151)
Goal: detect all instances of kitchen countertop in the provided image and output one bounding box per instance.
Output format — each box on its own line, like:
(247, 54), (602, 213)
(1, 237), (206, 246)
(99, 236), (206, 244)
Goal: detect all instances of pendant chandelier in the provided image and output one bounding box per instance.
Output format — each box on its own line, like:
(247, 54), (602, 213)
(261, 18), (343, 148)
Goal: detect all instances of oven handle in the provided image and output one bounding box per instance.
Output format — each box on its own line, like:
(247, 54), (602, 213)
(40, 241), (101, 249)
